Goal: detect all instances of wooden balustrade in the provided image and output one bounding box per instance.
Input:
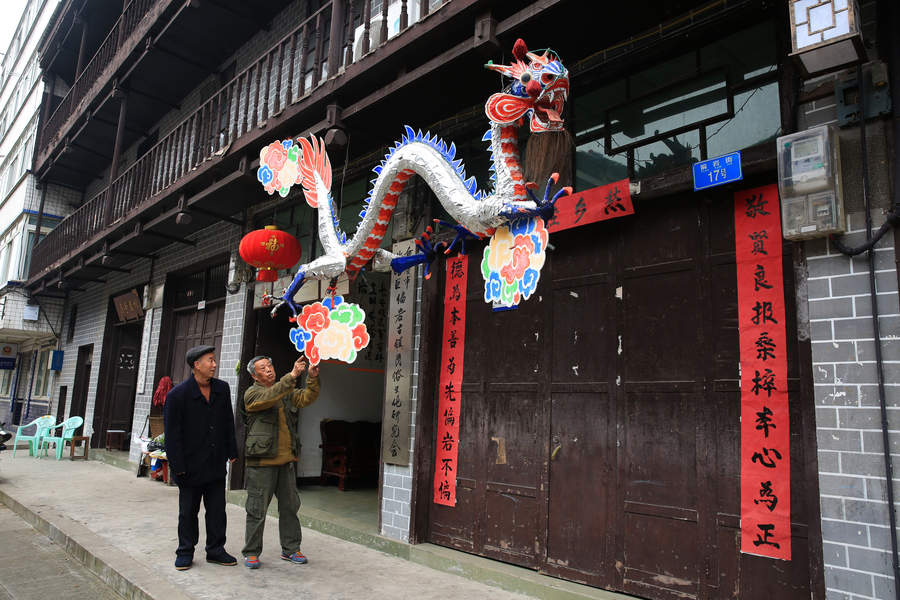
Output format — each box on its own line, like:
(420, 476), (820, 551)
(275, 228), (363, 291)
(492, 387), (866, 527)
(29, 0), (445, 280)
(37, 0), (156, 160)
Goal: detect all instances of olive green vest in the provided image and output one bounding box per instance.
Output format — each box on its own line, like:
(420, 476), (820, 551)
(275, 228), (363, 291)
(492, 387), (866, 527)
(240, 387), (300, 460)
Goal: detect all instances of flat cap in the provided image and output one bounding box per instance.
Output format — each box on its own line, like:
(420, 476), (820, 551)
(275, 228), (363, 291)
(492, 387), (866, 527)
(185, 345), (216, 368)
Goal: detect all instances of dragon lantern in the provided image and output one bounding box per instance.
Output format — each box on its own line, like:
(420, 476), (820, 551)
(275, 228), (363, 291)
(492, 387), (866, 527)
(267, 38), (571, 324)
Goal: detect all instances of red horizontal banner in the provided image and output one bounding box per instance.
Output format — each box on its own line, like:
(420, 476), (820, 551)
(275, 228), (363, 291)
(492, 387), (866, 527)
(735, 183), (791, 561)
(547, 179), (633, 233)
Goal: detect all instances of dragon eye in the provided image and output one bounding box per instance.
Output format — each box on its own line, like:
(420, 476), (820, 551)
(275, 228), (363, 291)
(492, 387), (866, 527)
(541, 73), (555, 85)
(520, 72), (531, 84)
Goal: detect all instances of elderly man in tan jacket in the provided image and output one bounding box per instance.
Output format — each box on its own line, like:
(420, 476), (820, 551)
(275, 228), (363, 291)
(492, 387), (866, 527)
(240, 354), (320, 569)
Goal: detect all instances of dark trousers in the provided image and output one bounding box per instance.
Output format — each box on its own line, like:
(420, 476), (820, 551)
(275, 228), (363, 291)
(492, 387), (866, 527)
(176, 478), (227, 558)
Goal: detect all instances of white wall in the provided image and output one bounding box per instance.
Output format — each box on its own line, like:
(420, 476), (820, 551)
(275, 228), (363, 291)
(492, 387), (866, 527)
(296, 361), (385, 478)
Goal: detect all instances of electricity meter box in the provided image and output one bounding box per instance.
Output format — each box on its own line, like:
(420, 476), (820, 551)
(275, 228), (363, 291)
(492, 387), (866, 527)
(777, 125), (845, 240)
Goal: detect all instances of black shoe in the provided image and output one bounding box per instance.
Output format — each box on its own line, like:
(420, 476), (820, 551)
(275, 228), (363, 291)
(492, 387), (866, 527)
(175, 555), (193, 570)
(206, 550), (237, 566)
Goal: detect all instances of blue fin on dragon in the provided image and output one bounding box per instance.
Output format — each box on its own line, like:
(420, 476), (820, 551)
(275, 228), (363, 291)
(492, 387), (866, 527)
(267, 38), (571, 318)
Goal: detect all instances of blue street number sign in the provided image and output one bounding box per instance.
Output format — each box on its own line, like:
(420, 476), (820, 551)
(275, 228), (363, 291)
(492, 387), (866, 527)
(693, 151), (743, 191)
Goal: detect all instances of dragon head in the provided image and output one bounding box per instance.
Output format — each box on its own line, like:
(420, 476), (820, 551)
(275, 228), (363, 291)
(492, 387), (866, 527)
(484, 39), (569, 133)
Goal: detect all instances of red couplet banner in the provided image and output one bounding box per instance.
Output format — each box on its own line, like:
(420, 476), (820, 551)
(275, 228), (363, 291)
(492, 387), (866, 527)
(734, 184), (791, 560)
(547, 178), (633, 233)
(434, 254), (469, 506)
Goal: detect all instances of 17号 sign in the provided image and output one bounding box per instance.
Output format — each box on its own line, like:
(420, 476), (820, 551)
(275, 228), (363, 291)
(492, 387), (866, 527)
(693, 151), (743, 191)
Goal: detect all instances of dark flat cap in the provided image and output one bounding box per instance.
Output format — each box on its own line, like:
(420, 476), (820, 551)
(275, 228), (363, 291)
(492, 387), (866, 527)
(185, 345), (216, 367)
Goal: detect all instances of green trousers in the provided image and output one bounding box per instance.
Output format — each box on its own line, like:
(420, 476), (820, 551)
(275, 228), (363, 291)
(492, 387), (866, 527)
(241, 463), (302, 557)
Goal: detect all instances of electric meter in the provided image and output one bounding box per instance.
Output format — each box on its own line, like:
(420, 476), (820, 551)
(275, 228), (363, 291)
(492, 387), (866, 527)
(777, 125), (845, 240)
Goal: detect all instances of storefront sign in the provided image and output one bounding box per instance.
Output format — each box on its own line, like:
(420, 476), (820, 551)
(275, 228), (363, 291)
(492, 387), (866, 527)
(434, 254), (468, 506)
(0, 343), (17, 370)
(381, 240), (416, 465)
(546, 178), (633, 233)
(113, 289), (144, 322)
(694, 151), (743, 191)
(735, 183), (791, 560)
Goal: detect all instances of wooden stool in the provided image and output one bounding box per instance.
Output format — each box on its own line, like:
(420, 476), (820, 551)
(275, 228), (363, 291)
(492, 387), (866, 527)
(69, 435), (90, 460)
(105, 429), (127, 451)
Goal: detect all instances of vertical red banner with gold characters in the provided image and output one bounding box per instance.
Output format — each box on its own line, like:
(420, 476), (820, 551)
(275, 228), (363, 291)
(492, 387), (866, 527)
(735, 184), (791, 560)
(434, 254), (468, 506)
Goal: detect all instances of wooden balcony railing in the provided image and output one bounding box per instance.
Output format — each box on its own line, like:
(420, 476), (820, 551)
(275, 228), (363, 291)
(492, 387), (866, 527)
(37, 0), (157, 161)
(30, 0), (446, 280)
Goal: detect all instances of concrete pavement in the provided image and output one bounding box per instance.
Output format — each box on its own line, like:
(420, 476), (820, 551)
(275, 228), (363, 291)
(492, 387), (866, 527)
(0, 504), (125, 600)
(0, 454), (533, 600)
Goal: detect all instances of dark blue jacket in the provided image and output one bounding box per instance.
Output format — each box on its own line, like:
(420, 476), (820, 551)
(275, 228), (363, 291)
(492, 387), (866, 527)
(164, 374), (238, 486)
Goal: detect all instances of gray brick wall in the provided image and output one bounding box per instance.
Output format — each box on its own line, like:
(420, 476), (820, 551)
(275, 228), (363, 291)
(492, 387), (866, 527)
(380, 263), (423, 542)
(808, 211), (900, 600)
(54, 220), (246, 465)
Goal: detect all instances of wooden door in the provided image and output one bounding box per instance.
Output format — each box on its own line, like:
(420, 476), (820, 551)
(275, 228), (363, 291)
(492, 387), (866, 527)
(423, 188), (820, 599)
(70, 344), (92, 436)
(169, 301), (225, 384)
(93, 322), (142, 446)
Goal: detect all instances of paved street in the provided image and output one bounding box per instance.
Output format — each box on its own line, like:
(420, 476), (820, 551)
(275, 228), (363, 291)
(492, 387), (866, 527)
(0, 456), (537, 600)
(0, 504), (124, 600)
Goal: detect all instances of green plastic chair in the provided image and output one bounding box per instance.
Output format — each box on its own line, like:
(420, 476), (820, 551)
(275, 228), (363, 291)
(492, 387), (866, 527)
(12, 415), (56, 457)
(39, 416), (84, 460)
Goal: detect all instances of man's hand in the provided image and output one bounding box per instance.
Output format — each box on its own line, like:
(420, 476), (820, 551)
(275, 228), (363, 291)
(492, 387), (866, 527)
(290, 356), (308, 378)
(308, 364), (320, 378)
(229, 458), (236, 464)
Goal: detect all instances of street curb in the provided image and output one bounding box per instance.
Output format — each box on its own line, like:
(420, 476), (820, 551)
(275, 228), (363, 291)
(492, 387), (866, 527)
(0, 487), (194, 600)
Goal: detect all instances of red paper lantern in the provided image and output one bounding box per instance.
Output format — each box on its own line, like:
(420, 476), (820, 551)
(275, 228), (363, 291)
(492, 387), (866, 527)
(239, 225), (301, 282)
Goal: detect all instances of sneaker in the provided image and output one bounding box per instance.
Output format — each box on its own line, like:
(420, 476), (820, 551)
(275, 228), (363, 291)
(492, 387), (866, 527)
(175, 555), (193, 571)
(280, 550), (308, 564)
(206, 550), (238, 566)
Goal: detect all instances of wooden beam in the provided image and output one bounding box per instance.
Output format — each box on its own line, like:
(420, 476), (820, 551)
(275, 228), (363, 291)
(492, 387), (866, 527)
(141, 230), (196, 246)
(129, 86), (181, 110)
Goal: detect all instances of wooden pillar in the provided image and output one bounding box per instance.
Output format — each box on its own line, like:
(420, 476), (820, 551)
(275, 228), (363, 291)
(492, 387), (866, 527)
(104, 87), (128, 226)
(109, 87), (128, 182)
(75, 17), (89, 78)
(30, 181), (48, 275)
(327, 0), (345, 79)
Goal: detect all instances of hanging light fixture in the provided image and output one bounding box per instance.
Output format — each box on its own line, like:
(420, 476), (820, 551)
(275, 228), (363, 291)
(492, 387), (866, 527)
(238, 225), (301, 282)
(789, 0), (866, 75)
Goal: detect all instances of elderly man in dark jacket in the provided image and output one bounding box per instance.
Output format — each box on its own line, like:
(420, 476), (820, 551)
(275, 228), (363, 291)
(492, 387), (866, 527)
(164, 345), (239, 571)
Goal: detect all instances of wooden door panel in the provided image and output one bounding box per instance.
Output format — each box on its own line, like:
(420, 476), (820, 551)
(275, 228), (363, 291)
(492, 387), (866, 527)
(622, 268), (702, 383)
(546, 389), (612, 584)
(482, 388), (542, 566)
(550, 282), (610, 381)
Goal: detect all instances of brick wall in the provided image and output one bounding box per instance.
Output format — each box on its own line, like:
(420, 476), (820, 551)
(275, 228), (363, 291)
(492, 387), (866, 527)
(798, 37), (900, 596)
(55, 220), (246, 462)
(380, 264), (423, 542)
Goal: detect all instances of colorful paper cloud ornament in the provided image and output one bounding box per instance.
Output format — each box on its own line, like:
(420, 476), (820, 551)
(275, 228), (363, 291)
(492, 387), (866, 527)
(258, 139), (302, 197)
(481, 216), (548, 307)
(288, 296), (370, 365)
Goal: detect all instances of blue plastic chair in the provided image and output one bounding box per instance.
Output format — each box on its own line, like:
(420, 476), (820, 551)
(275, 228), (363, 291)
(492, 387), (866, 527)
(39, 416), (85, 460)
(12, 415), (56, 457)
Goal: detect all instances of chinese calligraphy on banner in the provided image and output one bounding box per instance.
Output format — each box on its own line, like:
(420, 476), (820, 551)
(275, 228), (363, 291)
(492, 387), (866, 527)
(434, 254), (468, 506)
(546, 179), (634, 233)
(380, 240), (416, 465)
(735, 184), (791, 560)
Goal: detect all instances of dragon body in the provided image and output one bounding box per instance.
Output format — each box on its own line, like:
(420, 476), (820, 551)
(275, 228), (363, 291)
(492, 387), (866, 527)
(273, 39), (570, 317)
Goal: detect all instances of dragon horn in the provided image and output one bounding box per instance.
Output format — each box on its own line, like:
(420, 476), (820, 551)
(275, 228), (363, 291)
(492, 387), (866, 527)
(512, 39), (528, 61)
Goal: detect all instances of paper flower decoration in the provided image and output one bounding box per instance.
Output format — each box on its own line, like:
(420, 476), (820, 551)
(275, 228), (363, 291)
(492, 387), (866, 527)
(257, 139), (302, 197)
(288, 296), (370, 365)
(481, 216), (548, 307)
